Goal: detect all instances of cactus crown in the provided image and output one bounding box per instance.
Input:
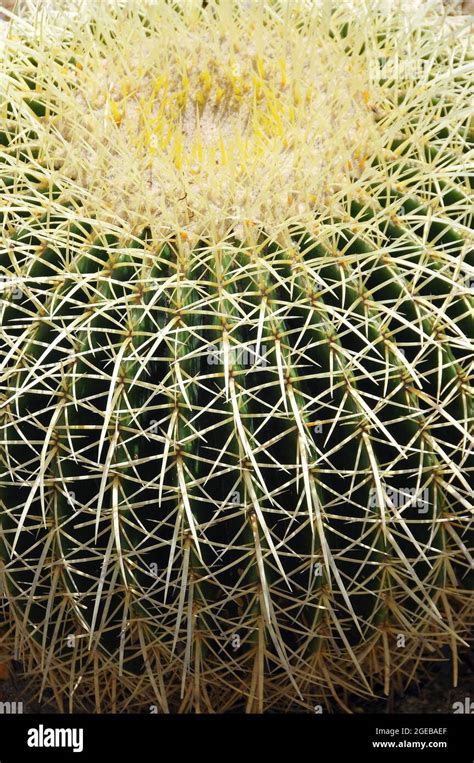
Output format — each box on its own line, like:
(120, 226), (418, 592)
(4, 0), (381, 241)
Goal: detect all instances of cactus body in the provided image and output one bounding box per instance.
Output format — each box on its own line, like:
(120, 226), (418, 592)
(0, 1), (472, 712)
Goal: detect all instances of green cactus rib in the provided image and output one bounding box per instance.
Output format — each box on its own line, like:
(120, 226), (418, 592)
(0, 1), (473, 712)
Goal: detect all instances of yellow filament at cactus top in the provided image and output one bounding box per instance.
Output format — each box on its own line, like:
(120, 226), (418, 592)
(54, 1), (378, 240)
